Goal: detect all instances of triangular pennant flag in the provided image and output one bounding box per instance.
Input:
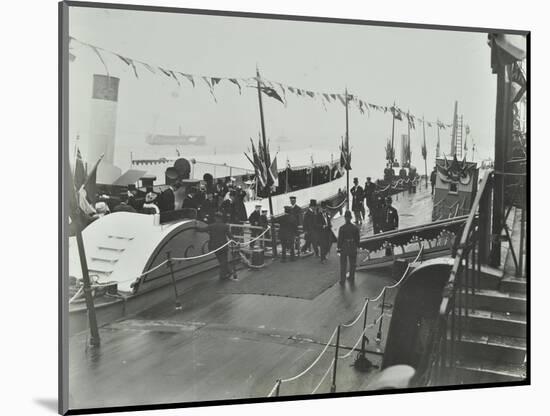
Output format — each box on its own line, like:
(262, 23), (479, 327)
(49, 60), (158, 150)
(260, 86), (284, 104)
(179, 72), (195, 87)
(211, 77), (221, 86)
(323, 93), (331, 102)
(330, 93), (337, 100)
(228, 78), (242, 94)
(305, 91), (315, 98)
(89, 45), (109, 76)
(140, 61), (157, 74)
(288, 86), (295, 94)
(74, 147), (86, 191)
(337, 94), (346, 106)
(116, 54), (139, 78)
(202, 76), (217, 102)
(169, 70), (180, 86)
(277, 83), (287, 104)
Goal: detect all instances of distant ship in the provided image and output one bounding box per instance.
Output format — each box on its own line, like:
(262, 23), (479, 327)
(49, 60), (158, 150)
(146, 126), (206, 146)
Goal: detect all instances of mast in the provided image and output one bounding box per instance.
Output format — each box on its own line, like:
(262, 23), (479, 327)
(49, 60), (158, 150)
(450, 101), (458, 156)
(436, 119), (441, 158)
(345, 88), (350, 210)
(407, 110), (411, 167)
(256, 66), (277, 256)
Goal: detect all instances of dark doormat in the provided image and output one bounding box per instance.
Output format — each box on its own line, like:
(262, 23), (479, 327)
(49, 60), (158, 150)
(218, 254), (340, 300)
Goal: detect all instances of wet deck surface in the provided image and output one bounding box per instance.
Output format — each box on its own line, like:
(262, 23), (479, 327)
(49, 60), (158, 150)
(69, 186), (435, 410)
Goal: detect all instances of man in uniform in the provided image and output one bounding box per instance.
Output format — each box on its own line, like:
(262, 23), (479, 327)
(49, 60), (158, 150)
(277, 206), (297, 262)
(337, 210), (360, 285)
(372, 195), (385, 235)
(199, 192), (216, 223)
(259, 209), (270, 249)
(316, 201), (336, 263)
(248, 204), (262, 248)
(350, 177), (365, 225)
(197, 212), (235, 280)
(382, 196), (399, 256)
(301, 199), (318, 256)
(364, 177), (376, 217)
(113, 191), (137, 213)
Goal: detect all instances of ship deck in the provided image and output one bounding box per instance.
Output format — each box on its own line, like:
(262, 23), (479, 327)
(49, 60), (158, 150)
(68, 184), (436, 410)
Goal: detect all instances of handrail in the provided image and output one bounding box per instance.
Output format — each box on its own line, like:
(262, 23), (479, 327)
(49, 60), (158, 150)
(439, 168), (493, 315)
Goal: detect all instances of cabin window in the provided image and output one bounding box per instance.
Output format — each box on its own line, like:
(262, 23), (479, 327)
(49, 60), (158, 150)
(449, 182), (458, 194)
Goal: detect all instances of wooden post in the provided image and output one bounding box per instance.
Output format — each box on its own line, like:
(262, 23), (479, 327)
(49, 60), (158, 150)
(69, 167), (100, 347)
(256, 66), (277, 257)
(330, 325), (341, 393)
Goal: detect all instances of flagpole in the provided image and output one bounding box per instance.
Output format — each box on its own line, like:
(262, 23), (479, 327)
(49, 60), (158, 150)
(68, 168), (101, 347)
(436, 120), (441, 158)
(422, 117), (428, 189)
(345, 88), (350, 211)
(256, 66), (277, 257)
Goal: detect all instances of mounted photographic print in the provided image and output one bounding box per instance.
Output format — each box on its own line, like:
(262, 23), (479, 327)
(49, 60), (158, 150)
(59, 1), (529, 414)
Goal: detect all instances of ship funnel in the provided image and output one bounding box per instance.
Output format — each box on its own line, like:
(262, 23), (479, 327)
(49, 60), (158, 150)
(87, 74), (122, 184)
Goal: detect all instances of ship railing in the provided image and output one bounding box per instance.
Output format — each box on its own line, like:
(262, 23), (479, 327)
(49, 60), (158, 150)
(228, 222), (307, 259)
(421, 169), (494, 386)
(266, 247), (425, 397)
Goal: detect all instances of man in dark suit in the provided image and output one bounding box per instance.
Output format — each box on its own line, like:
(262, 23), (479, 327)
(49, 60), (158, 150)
(288, 196), (302, 254)
(301, 199), (318, 256)
(350, 177), (365, 225)
(200, 192), (217, 223)
(364, 177), (376, 217)
(337, 210), (360, 285)
(430, 166), (437, 195)
(196, 212), (235, 280)
(316, 201), (336, 263)
(113, 191), (137, 213)
(382, 196), (399, 256)
(277, 206), (297, 262)
(157, 185), (176, 212)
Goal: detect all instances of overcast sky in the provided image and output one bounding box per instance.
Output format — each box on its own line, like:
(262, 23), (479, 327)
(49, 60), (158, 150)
(68, 6), (504, 178)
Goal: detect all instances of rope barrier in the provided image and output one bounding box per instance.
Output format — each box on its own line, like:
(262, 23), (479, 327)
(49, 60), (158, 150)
(267, 380), (281, 398)
(311, 361), (334, 394)
(279, 326), (338, 383)
(338, 313), (387, 359)
(325, 198), (347, 210)
(341, 298), (369, 328)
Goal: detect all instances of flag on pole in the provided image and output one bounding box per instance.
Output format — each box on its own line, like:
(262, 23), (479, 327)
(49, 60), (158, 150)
(391, 106), (403, 121)
(260, 86), (285, 104)
(74, 148), (87, 191)
(84, 154), (104, 205)
(340, 137), (351, 170)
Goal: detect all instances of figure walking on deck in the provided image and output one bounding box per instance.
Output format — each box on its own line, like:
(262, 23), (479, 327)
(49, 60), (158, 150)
(277, 206), (298, 262)
(197, 212), (235, 280)
(301, 199), (319, 256)
(350, 177), (365, 225)
(316, 201), (337, 263)
(430, 166), (437, 195)
(382, 196), (399, 256)
(337, 210), (360, 285)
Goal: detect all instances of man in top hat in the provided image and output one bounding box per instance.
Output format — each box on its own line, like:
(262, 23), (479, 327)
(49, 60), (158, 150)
(126, 184), (142, 212)
(350, 177), (365, 225)
(157, 184), (176, 212)
(301, 199), (319, 256)
(289, 196), (302, 255)
(197, 212), (235, 280)
(220, 190), (236, 223)
(248, 204), (262, 248)
(276, 206), (298, 262)
(337, 210), (361, 285)
(364, 177), (376, 217)
(315, 201), (337, 263)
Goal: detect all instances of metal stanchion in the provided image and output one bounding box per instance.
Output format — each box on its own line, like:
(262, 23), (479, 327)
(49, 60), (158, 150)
(354, 300), (374, 372)
(275, 379), (281, 397)
(330, 325), (341, 393)
(376, 289), (386, 344)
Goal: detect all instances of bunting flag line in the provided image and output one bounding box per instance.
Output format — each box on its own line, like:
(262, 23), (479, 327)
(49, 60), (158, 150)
(69, 36), (456, 128)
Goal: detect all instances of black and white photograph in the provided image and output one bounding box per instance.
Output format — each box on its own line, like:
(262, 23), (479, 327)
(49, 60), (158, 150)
(59, 1), (529, 414)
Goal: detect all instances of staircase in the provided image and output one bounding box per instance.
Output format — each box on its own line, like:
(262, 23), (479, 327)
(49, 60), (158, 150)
(451, 209), (527, 384)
